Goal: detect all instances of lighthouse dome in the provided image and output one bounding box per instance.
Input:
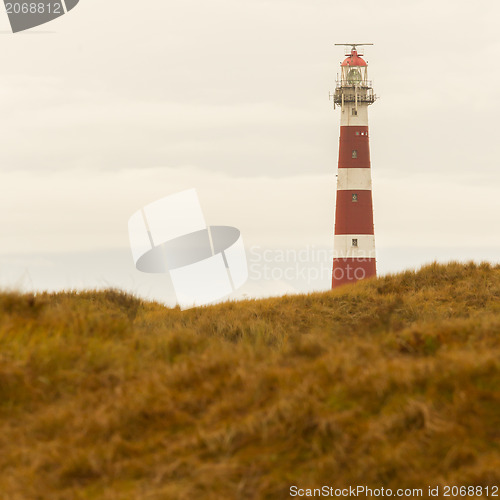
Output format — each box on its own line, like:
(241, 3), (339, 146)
(341, 50), (367, 67)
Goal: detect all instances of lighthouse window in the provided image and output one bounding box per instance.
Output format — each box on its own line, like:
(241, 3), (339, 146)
(352, 150), (358, 159)
(352, 193), (358, 202)
(352, 239), (358, 247)
(352, 108), (358, 116)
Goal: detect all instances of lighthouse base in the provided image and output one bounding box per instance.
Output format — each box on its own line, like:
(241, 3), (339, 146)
(332, 258), (376, 289)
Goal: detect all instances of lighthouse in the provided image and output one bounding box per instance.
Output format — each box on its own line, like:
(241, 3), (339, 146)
(331, 43), (377, 288)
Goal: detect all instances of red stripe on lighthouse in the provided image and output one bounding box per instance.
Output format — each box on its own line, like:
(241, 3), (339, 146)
(334, 190), (374, 234)
(332, 258), (377, 287)
(338, 126), (371, 168)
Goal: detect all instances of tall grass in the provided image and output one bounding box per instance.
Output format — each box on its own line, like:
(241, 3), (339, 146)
(0, 262), (499, 499)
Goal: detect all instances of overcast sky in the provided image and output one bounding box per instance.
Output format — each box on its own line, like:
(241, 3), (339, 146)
(0, 0), (499, 303)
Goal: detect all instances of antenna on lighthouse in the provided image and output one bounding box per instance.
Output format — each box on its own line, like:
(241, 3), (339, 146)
(334, 43), (373, 56)
(334, 43), (374, 47)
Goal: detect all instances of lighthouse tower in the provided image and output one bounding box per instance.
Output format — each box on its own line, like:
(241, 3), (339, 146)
(331, 44), (377, 288)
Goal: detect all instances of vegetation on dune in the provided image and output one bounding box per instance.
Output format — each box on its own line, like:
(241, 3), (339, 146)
(0, 261), (499, 499)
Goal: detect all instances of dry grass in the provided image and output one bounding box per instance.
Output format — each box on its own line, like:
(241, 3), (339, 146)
(0, 261), (499, 499)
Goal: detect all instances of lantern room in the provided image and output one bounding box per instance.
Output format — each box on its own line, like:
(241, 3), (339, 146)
(340, 49), (369, 87)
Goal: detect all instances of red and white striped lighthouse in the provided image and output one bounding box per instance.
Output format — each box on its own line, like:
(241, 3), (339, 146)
(331, 44), (377, 288)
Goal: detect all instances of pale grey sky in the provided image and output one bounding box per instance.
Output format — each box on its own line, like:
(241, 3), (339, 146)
(0, 0), (499, 302)
(0, 0), (498, 178)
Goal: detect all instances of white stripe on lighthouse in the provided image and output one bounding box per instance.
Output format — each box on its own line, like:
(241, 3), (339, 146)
(337, 168), (373, 190)
(334, 235), (376, 259)
(340, 103), (369, 127)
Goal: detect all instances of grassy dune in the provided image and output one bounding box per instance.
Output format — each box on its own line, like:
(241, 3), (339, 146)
(0, 262), (499, 499)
